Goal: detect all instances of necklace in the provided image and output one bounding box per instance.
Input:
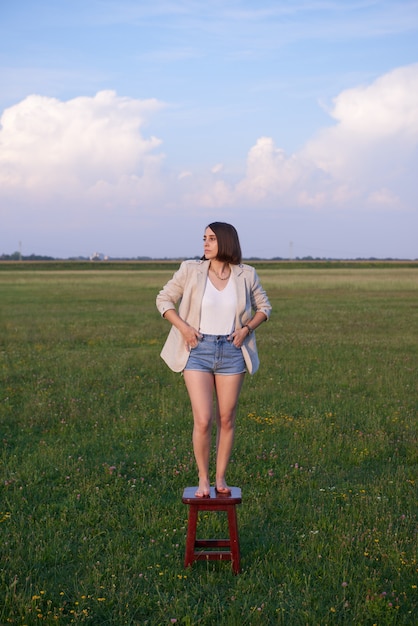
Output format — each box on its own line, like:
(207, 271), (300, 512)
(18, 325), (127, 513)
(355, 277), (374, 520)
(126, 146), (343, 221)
(210, 265), (231, 280)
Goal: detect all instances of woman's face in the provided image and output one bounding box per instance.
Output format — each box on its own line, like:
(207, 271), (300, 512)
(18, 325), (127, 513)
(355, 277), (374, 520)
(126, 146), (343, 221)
(203, 227), (218, 260)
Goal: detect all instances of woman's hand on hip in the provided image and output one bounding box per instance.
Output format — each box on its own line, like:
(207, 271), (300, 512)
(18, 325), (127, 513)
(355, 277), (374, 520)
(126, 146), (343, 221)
(230, 326), (249, 348)
(182, 326), (202, 350)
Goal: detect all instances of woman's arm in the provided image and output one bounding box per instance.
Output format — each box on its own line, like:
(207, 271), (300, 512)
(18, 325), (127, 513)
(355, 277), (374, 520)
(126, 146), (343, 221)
(249, 269), (272, 321)
(232, 267), (271, 347)
(230, 311), (267, 347)
(162, 308), (202, 348)
(156, 262), (188, 317)
(156, 263), (202, 348)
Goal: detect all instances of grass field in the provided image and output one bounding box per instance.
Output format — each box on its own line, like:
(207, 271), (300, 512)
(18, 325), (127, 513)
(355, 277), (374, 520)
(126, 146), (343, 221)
(0, 264), (417, 625)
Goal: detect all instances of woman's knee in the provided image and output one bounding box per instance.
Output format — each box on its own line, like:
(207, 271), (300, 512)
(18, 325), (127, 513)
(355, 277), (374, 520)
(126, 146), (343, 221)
(194, 415), (213, 433)
(217, 412), (236, 430)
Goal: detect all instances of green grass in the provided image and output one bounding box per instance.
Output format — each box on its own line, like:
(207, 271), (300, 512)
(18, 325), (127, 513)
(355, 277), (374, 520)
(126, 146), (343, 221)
(0, 267), (417, 625)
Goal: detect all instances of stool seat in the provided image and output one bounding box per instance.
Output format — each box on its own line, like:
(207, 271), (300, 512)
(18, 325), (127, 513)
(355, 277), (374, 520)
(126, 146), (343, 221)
(182, 486), (242, 574)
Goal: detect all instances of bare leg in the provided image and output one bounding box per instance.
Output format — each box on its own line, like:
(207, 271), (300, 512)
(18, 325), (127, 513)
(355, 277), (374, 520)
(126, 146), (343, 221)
(183, 370), (215, 496)
(214, 373), (245, 491)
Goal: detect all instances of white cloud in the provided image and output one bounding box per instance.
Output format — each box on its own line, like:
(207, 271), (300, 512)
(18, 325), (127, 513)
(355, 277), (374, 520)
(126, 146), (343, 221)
(303, 64), (418, 180)
(0, 90), (165, 195)
(1, 65), (417, 257)
(191, 63), (418, 212)
(330, 65), (418, 136)
(297, 62), (418, 205)
(178, 170), (192, 180)
(235, 137), (307, 200)
(367, 188), (400, 208)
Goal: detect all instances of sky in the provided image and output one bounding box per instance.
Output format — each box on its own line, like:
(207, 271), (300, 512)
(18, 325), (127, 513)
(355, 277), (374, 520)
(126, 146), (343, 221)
(1, 0), (418, 260)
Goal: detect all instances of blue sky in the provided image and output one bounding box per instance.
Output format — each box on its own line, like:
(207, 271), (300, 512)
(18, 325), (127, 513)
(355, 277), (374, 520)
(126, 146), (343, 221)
(1, 0), (418, 259)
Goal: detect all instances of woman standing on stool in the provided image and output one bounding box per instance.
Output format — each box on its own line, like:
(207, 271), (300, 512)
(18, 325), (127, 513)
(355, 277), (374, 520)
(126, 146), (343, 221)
(156, 222), (272, 497)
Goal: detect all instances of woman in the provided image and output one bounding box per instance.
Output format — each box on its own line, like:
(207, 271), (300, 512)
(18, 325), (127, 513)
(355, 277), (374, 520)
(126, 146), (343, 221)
(156, 222), (271, 497)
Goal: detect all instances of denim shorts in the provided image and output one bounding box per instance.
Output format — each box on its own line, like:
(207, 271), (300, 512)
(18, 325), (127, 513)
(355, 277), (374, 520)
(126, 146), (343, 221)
(184, 334), (246, 375)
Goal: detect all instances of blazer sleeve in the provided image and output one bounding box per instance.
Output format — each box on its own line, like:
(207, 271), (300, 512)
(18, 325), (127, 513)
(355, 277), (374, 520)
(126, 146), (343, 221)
(156, 261), (188, 317)
(250, 267), (272, 320)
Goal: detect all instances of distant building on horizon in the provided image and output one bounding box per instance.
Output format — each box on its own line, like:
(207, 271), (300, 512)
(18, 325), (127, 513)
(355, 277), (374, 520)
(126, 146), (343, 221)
(89, 252), (108, 261)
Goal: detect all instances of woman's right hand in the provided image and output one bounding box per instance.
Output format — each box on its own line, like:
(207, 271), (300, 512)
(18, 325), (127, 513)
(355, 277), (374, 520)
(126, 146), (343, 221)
(163, 309), (201, 350)
(182, 325), (202, 350)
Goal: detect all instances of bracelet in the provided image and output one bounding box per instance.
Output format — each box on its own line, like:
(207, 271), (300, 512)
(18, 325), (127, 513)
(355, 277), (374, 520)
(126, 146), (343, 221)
(244, 324), (253, 334)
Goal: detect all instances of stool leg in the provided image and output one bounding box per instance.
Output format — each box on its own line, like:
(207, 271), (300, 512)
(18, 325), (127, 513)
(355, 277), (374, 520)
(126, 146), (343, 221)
(184, 505), (198, 568)
(227, 506), (241, 574)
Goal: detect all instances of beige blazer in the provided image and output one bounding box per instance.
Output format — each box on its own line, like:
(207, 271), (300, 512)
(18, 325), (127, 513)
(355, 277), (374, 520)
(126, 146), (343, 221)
(156, 259), (272, 374)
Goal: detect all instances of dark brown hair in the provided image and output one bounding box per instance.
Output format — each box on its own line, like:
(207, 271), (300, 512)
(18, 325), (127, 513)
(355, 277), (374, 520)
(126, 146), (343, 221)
(205, 222), (242, 264)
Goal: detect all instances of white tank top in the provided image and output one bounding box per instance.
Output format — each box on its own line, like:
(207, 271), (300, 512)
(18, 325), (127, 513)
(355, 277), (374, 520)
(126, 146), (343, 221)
(199, 277), (236, 335)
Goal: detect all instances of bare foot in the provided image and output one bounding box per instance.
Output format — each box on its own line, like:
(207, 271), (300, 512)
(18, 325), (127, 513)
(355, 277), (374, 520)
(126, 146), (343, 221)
(215, 478), (231, 496)
(195, 478), (210, 498)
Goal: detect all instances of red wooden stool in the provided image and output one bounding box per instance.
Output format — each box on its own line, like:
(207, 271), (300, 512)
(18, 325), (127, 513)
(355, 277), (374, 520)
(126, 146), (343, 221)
(182, 486), (242, 574)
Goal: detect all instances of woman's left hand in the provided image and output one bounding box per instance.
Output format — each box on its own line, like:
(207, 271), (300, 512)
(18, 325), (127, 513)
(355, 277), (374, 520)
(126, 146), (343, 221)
(229, 327), (249, 348)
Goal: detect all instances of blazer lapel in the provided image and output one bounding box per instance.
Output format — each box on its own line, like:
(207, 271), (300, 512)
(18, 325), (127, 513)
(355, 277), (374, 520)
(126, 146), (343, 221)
(191, 261), (210, 327)
(196, 260), (210, 293)
(231, 264), (246, 326)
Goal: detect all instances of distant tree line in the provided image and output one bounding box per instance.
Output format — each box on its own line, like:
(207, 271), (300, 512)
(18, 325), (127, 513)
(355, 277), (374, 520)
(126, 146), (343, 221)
(1, 252), (56, 261)
(1, 252), (415, 262)
(0, 252), (156, 261)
